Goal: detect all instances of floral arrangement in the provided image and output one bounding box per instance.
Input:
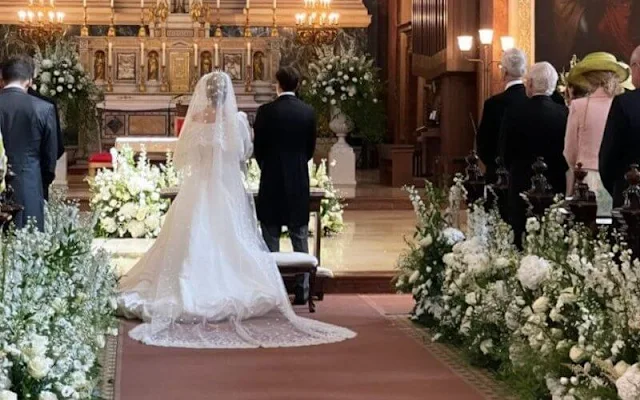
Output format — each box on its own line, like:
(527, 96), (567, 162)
(396, 178), (640, 399)
(300, 54), (385, 143)
(88, 146), (180, 239)
(556, 54), (580, 95)
(0, 193), (118, 400)
(244, 158), (346, 236)
(32, 39), (103, 150)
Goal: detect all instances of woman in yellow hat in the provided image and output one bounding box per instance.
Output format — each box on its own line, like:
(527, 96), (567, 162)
(563, 52), (629, 216)
(618, 61), (636, 92)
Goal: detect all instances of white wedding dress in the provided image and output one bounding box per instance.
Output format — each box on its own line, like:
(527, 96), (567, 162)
(117, 72), (356, 348)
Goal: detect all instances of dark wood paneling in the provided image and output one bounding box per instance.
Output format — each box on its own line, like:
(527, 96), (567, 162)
(413, 0), (447, 57)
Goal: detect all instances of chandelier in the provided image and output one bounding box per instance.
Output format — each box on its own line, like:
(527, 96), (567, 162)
(17, 0), (66, 43)
(295, 0), (339, 46)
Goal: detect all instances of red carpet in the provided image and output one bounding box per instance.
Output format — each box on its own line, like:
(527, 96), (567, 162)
(116, 295), (486, 400)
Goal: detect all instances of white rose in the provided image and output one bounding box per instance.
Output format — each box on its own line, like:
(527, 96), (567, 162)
(39, 391), (58, 400)
(419, 234), (432, 247)
(517, 255), (550, 290)
(56, 86), (63, 93)
(532, 296), (550, 314)
(0, 391), (17, 400)
(127, 220), (146, 238)
(465, 292), (478, 305)
(480, 339), (493, 355)
(144, 215), (160, 231)
(27, 356), (53, 379)
(569, 345), (586, 363)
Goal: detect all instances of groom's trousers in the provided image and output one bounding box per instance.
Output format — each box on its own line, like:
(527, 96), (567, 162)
(261, 223), (310, 305)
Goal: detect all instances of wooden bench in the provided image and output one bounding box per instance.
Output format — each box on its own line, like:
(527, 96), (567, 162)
(273, 252), (319, 313)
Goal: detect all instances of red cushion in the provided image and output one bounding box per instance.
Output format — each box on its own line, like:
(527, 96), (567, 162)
(175, 117), (185, 137)
(88, 152), (113, 163)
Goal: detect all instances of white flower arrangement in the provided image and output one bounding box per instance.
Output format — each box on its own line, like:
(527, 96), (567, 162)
(33, 52), (89, 101)
(396, 177), (640, 399)
(244, 158), (346, 236)
(88, 146), (180, 238)
(0, 194), (117, 399)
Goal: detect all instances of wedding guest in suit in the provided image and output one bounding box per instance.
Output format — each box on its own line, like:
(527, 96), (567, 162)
(600, 45), (640, 207)
(476, 48), (528, 183)
(253, 66), (316, 304)
(0, 57), (58, 231)
(501, 62), (569, 248)
(563, 52), (626, 216)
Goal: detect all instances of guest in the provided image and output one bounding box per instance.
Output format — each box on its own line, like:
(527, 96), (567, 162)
(501, 62), (569, 248)
(600, 45), (640, 207)
(618, 61), (636, 92)
(253, 66), (316, 304)
(476, 48), (528, 183)
(564, 83), (589, 105)
(563, 52), (627, 216)
(0, 57), (58, 231)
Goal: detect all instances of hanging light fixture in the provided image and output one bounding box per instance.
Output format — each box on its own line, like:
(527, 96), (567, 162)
(17, 0), (66, 44)
(294, 0), (339, 46)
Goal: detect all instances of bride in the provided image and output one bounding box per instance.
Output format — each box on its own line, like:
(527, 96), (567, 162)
(117, 71), (356, 348)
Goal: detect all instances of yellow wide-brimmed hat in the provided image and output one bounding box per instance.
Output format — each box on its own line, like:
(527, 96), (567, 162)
(567, 52), (629, 88)
(618, 61), (635, 90)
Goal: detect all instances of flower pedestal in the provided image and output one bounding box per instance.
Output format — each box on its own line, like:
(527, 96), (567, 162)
(328, 107), (356, 198)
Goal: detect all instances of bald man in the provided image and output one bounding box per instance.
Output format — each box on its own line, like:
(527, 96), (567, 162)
(599, 45), (640, 207)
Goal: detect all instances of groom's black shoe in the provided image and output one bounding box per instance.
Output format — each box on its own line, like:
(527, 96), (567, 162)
(292, 273), (310, 305)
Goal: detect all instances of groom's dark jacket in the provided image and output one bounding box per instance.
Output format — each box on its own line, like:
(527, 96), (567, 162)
(253, 94), (317, 227)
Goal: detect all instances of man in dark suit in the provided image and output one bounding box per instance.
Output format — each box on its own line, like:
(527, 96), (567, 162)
(476, 48), (528, 183)
(600, 45), (640, 207)
(254, 66), (316, 304)
(0, 57), (58, 231)
(501, 62), (569, 248)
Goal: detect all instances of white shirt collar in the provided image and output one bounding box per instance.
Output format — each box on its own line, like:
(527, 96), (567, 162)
(278, 91), (296, 97)
(505, 79), (523, 90)
(3, 82), (26, 92)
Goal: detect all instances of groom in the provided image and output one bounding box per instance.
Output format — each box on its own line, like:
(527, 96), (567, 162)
(254, 66), (317, 305)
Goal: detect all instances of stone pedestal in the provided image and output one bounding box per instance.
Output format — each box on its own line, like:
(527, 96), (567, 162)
(52, 152), (68, 190)
(328, 108), (356, 198)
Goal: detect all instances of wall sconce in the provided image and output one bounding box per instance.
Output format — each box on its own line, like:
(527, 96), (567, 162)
(457, 30), (516, 100)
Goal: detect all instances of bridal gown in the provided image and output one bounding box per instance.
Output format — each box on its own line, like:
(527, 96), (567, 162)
(117, 72), (356, 348)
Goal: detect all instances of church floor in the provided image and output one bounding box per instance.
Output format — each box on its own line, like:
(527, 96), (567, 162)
(114, 295), (493, 400)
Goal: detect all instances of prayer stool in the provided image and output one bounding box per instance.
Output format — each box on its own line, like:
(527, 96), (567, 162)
(273, 252), (319, 313)
(88, 152), (113, 177)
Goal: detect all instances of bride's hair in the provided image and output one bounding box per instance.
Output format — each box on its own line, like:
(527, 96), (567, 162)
(205, 72), (228, 106)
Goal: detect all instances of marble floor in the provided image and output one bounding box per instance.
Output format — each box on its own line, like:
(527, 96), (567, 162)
(95, 209), (417, 277)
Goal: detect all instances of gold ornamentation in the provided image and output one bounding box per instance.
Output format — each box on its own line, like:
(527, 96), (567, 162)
(516, 0), (533, 62)
(160, 65), (168, 92)
(106, 65), (113, 92)
(245, 64), (252, 92)
(138, 65), (147, 92)
(295, 0), (339, 45)
(170, 52), (191, 92)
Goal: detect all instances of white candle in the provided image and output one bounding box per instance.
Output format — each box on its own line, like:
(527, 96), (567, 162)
(216, 0), (220, 8)
(273, 0), (276, 8)
(110, 0), (114, 7)
(194, 43), (198, 67)
(140, 0), (144, 7)
(108, 42), (113, 66)
(214, 43), (219, 66)
(83, 0), (86, 7)
(246, 0), (249, 9)
(246, 42), (251, 65)
(162, 42), (166, 66)
(140, 42), (145, 65)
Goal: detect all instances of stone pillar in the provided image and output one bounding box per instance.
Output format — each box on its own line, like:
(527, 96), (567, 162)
(328, 107), (356, 198)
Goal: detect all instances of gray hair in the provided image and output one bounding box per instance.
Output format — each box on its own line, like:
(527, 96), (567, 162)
(526, 62), (558, 96)
(501, 48), (527, 79)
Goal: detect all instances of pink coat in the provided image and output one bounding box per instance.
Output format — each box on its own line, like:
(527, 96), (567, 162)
(563, 88), (614, 171)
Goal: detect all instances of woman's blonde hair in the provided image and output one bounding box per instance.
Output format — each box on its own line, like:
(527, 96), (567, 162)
(582, 70), (622, 96)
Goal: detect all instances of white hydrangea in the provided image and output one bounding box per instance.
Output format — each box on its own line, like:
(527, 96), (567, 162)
(517, 255), (551, 290)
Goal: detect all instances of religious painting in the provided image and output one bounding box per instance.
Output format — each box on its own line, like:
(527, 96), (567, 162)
(116, 53), (136, 81)
(93, 50), (106, 81)
(200, 51), (213, 76)
(148, 51), (160, 81)
(223, 53), (243, 81)
(536, 0), (640, 69)
(253, 51), (265, 81)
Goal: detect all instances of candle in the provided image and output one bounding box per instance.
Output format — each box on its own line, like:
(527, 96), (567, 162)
(110, 0), (114, 7)
(216, 0), (220, 8)
(214, 43), (219, 66)
(140, 0), (144, 7)
(162, 42), (166, 66)
(83, 0), (86, 7)
(108, 42), (113, 66)
(194, 43), (198, 67)
(140, 42), (145, 65)
(246, 0), (249, 9)
(273, 0), (276, 8)
(246, 42), (251, 65)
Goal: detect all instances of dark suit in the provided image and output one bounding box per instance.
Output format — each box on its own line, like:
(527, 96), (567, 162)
(476, 83), (527, 183)
(600, 89), (640, 207)
(501, 95), (569, 248)
(0, 87), (58, 231)
(254, 94), (316, 304)
(27, 87), (64, 200)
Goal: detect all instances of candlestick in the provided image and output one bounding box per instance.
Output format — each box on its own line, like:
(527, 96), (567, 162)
(214, 42), (219, 68)
(244, 64), (252, 93)
(246, 42), (251, 65)
(191, 65), (199, 90)
(140, 42), (145, 65)
(194, 43), (198, 67)
(244, 8), (251, 37)
(270, 6), (278, 37)
(108, 42), (113, 66)
(138, 5), (146, 36)
(160, 65), (168, 92)
(139, 65), (146, 92)
(215, 5), (222, 37)
(107, 65), (113, 92)
(108, 6), (116, 37)
(162, 42), (166, 66)
(80, 3), (89, 36)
